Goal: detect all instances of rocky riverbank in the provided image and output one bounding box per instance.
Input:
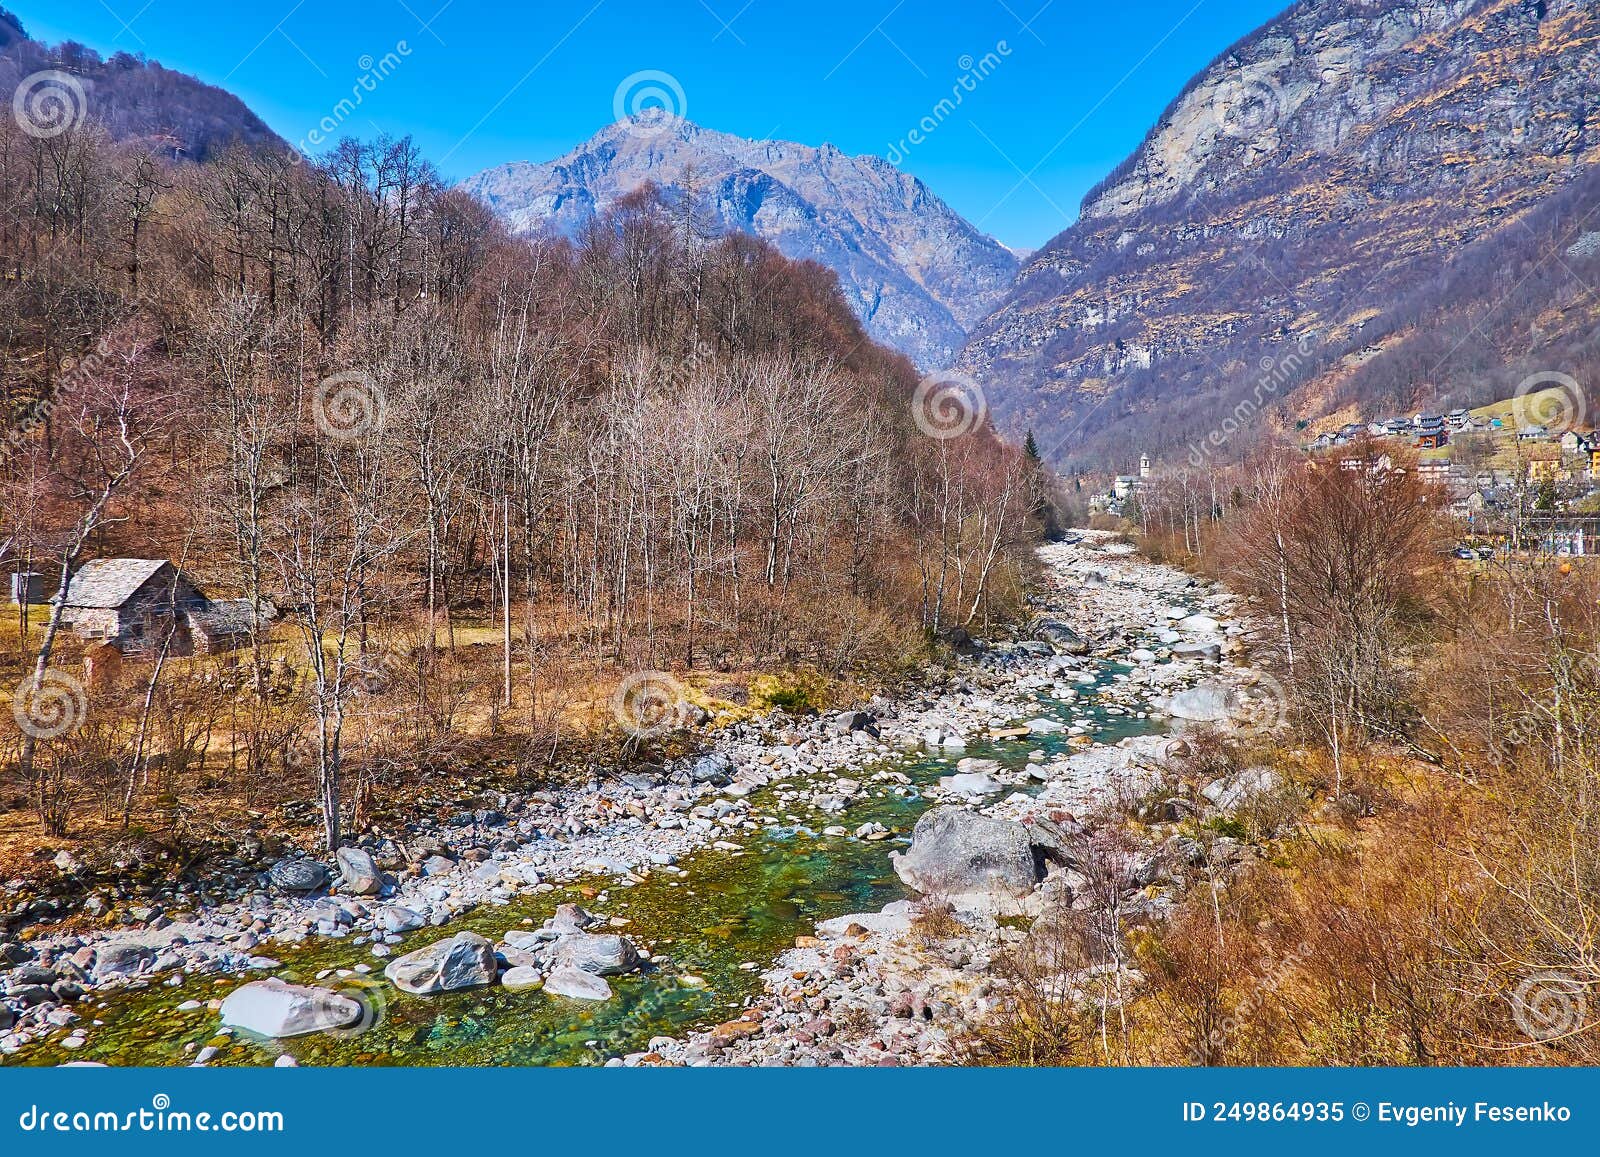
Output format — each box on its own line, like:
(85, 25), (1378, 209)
(1, 533), (1277, 1065)
(643, 537), (1282, 1066)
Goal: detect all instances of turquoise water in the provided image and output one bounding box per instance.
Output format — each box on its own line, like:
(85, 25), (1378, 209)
(11, 663), (1161, 1066)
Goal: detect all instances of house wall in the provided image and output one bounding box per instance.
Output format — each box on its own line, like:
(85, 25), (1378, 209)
(67, 607), (122, 642)
(69, 569), (205, 657)
(184, 612), (247, 656)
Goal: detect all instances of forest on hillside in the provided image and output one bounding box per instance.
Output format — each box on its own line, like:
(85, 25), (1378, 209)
(0, 105), (1039, 861)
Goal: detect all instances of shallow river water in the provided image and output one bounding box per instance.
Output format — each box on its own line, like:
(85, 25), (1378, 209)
(14, 667), (1163, 1066)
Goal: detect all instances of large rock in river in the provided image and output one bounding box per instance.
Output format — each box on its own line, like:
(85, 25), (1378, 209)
(1160, 682), (1233, 723)
(383, 931), (498, 995)
(890, 806), (1040, 911)
(938, 771), (1004, 797)
(335, 846), (383, 896)
(1036, 620), (1090, 655)
(220, 978), (361, 1038)
(543, 965), (612, 1001)
(550, 932), (641, 976)
(267, 857), (329, 893)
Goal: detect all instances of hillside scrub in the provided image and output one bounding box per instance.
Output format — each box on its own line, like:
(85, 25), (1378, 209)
(967, 451), (1600, 1065)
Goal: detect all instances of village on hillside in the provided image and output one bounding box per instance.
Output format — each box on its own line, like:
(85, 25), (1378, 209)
(1094, 387), (1600, 558)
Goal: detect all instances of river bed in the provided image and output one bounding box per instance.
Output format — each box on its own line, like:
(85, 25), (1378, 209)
(4, 537), (1230, 1067)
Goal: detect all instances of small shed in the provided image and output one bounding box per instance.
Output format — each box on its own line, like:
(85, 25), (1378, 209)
(9, 570), (48, 605)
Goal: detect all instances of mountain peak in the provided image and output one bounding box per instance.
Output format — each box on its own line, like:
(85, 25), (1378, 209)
(462, 122), (1018, 369)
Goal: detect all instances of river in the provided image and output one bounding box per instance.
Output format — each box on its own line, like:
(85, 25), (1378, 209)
(6, 539), (1218, 1067)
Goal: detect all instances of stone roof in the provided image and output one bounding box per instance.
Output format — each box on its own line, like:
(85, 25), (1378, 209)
(56, 559), (170, 609)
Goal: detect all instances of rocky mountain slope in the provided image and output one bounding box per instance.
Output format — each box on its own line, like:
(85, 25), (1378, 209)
(0, 7), (282, 160)
(958, 0), (1600, 468)
(463, 118), (1019, 370)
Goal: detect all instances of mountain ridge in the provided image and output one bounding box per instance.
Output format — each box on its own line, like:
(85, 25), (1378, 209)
(958, 0), (1600, 468)
(462, 117), (1020, 370)
(0, 5), (283, 161)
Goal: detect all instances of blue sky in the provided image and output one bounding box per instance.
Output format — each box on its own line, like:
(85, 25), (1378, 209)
(14, 0), (1287, 249)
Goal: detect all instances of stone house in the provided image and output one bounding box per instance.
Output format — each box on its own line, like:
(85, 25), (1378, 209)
(55, 559), (264, 658)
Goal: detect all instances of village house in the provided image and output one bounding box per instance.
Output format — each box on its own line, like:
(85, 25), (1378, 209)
(8, 571), (49, 604)
(1333, 451), (1396, 474)
(1524, 447), (1565, 483)
(1414, 413), (1449, 449)
(54, 559), (266, 658)
(1559, 429), (1600, 478)
(1455, 489), (1489, 520)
